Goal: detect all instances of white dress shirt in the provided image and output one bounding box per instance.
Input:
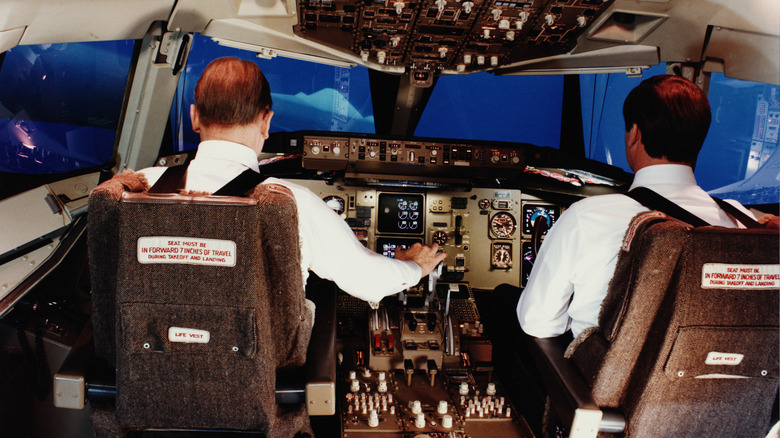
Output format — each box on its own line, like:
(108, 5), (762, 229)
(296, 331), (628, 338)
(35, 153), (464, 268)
(516, 164), (752, 339)
(140, 140), (421, 302)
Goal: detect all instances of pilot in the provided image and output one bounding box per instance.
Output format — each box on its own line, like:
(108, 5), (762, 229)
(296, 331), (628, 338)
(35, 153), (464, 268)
(516, 74), (756, 340)
(140, 56), (447, 301)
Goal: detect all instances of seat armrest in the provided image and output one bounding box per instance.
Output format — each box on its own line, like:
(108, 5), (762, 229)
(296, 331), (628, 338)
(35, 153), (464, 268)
(528, 336), (625, 438)
(305, 282), (337, 415)
(53, 320), (94, 409)
(276, 280), (338, 415)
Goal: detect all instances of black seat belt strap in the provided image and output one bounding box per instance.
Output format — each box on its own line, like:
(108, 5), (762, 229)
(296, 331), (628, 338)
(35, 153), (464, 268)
(212, 169), (269, 197)
(711, 197), (762, 229)
(147, 155), (266, 197)
(148, 154), (194, 194)
(626, 187), (710, 227)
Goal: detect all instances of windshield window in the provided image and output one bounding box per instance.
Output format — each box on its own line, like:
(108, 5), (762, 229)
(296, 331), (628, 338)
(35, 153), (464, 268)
(0, 41), (134, 175)
(171, 34), (376, 152)
(415, 72), (564, 148)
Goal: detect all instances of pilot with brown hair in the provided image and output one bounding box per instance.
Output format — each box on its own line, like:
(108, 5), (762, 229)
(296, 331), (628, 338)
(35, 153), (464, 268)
(141, 56), (447, 301)
(517, 74), (755, 340)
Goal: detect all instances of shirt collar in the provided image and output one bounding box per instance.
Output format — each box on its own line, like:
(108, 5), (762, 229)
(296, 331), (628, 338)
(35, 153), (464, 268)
(629, 164), (697, 191)
(193, 140), (260, 173)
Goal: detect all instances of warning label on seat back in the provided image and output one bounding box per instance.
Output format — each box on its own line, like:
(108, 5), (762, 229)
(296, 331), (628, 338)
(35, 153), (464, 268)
(701, 263), (780, 289)
(137, 236), (236, 267)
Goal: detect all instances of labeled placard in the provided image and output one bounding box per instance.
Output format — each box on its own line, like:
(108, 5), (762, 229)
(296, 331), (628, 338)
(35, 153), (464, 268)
(701, 263), (780, 289)
(137, 236), (236, 267)
(705, 351), (744, 366)
(168, 327), (211, 344)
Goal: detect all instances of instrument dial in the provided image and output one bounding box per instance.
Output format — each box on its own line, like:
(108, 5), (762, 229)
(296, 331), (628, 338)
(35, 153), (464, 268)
(478, 198), (491, 210)
(323, 195), (345, 215)
(522, 204), (560, 234)
(490, 212), (516, 238)
(432, 230), (448, 245)
(491, 243), (512, 269)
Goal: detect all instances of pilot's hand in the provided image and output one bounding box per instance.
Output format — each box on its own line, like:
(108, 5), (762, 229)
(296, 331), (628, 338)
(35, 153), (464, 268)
(758, 214), (779, 229)
(395, 242), (448, 278)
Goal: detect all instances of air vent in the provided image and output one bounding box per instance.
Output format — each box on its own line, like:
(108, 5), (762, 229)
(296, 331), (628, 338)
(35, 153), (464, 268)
(588, 10), (668, 44)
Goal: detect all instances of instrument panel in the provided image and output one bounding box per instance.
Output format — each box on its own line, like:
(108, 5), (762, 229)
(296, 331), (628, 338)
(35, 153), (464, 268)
(290, 179), (559, 291)
(297, 133), (526, 180)
(293, 0), (615, 80)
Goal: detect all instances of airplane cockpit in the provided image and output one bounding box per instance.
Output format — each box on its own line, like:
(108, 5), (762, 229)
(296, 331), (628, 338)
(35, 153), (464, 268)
(0, 1), (778, 437)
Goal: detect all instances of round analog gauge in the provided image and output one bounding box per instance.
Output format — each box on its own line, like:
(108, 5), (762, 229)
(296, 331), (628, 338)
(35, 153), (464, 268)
(490, 212), (516, 238)
(432, 230), (448, 245)
(491, 243), (512, 269)
(322, 195), (345, 215)
(478, 199), (491, 210)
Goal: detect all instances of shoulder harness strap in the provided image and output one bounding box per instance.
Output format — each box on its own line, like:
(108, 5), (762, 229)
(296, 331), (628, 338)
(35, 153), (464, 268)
(710, 197), (762, 229)
(626, 187), (710, 227)
(627, 187), (761, 229)
(148, 156), (268, 196)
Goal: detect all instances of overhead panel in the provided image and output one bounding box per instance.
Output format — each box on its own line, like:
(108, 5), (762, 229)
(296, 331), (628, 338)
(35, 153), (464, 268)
(293, 0), (614, 81)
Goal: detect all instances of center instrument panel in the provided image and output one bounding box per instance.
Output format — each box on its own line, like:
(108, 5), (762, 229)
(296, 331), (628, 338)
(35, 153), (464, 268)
(293, 179), (559, 291)
(287, 153), (560, 437)
(274, 132), (580, 437)
(295, 178), (558, 437)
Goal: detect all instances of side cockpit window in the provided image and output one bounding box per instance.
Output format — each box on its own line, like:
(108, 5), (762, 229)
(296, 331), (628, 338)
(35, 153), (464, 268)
(701, 74), (779, 206)
(0, 41), (134, 195)
(579, 67), (779, 207)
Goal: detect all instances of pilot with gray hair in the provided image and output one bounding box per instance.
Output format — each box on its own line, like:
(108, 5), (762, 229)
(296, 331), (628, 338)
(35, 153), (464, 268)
(140, 56), (447, 301)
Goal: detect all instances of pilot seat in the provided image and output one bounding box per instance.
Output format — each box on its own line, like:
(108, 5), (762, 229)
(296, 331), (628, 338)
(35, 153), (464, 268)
(530, 210), (779, 438)
(54, 168), (337, 437)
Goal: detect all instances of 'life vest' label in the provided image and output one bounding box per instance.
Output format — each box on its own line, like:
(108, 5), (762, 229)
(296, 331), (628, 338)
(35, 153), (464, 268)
(168, 327), (210, 344)
(705, 351), (744, 366)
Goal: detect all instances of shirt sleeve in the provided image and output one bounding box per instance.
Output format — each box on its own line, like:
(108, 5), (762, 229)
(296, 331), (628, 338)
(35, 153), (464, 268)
(281, 181), (422, 302)
(516, 203), (582, 338)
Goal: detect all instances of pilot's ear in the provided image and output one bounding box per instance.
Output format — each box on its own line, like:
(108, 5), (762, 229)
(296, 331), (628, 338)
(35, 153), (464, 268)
(626, 123), (642, 149)
(260, 110), (274, 139)
(190, 104), (201, 133)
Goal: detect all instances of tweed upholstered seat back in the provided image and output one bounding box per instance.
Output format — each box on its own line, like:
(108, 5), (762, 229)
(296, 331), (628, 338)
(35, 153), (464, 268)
(88, 171), (313, 437)
(567, 212), (779, 437)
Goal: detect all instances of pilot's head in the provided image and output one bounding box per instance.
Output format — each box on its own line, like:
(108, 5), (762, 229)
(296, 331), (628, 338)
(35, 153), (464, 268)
(190, 57), (274, 155)
(622, 74), (711, 167)
(193, 57), (273, 126)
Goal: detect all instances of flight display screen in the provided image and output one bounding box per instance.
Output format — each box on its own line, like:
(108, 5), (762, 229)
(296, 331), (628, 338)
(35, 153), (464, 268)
(377, 193), (424, 234)
(376, 238), (423, 258)
(522, 204), (560, 235)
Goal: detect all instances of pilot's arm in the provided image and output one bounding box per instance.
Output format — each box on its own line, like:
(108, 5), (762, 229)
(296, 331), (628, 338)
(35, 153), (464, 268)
(277, 179), (440, 302)
(517, 198), (625, 339)
(516, 206), (579, 338)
